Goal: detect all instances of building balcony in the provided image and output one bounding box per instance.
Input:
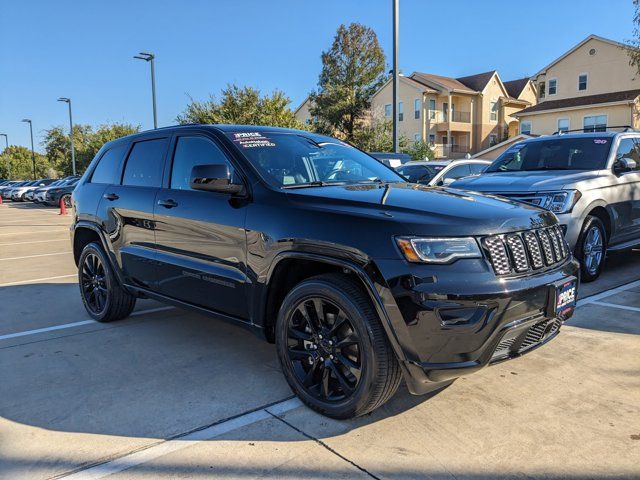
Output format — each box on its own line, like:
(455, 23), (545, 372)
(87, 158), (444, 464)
(434, 144), (471, 159)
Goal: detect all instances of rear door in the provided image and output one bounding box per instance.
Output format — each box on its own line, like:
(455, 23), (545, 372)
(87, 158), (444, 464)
(608, 137), (640, 243)
(153, 132), (250, 320)
(96, 135), (169, 290)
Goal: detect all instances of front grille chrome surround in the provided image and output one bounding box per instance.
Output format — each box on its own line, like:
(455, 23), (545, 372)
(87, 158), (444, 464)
(482, 226), (570, 276)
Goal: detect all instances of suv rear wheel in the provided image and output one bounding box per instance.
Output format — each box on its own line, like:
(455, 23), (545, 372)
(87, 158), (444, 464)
(275, 273), (402, 419)
(575, 215), (607, 282)
(78, 242), (136, 322)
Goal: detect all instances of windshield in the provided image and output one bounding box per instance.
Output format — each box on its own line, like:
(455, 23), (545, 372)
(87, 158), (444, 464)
(487, 137), (612, 172)
(226, 132), (404, 188)
(396, 164), (445, 183)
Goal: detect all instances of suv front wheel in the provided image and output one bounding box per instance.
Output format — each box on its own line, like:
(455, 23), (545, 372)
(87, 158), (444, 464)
(78, 242), (137, 322)
(575, 215), (607, 282)
(275, 273), (402, 419)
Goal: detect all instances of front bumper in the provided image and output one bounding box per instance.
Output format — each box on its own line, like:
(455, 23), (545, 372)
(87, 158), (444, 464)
(374, 257), (580, 395)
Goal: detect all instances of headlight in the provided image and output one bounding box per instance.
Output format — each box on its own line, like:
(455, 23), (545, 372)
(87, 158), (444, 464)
(539, 190), (581, 214)
(396, 237), (482, 264)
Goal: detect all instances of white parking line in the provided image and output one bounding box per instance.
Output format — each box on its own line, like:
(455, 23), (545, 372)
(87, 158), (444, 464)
(0, 306), (174, 341)
(0, 251), (72, 261)
(0, 274), (76, 287)
(591, 301), (640, 313)
(0, 230), (68, 236)
(61, 397), (303, 480)
(577, 279), (640, 307)
(0, 238), (68, 246)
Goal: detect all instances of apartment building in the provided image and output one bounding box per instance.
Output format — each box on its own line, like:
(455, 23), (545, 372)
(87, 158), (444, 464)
(369, 71), (535, 158)
(515, 35), (640, 135)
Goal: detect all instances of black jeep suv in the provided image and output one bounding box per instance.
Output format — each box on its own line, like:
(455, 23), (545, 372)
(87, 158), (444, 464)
(71, 125), (579, 419)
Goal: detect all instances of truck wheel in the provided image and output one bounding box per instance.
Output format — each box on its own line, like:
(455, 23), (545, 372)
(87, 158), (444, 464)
(275, 273), (402, 419)
(78, 242), (136, 322)
(575, 215), (607, 282)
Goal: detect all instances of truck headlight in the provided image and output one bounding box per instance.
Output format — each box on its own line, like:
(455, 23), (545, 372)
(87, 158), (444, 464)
(540, 190), (581, 214)
(396, 237), (482, 264)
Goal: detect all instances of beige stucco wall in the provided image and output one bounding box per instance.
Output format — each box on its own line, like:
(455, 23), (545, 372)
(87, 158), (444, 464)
(535, 37), (638, 102)
(475, 74), (504, 150)
(294, 98), (313, 125)
(519, 102), (637, 135)
(519, 82), (538, 104)
(371, 78), (426, 141)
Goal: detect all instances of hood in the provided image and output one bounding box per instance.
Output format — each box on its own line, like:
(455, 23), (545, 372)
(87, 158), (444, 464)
(285, 182), (556, 236)
(451, 170), (602, 192)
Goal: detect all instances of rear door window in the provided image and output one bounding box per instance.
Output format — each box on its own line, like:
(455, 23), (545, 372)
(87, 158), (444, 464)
(122, 138), (168, 187)
(443, 164), (471, 181)
(91, 144), (128, 184)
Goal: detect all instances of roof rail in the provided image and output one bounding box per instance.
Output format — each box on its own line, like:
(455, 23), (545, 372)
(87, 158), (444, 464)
(552, 125), (636, 135)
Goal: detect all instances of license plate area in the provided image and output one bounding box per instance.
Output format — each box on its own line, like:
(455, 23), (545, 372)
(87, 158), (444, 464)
(548, 277), (577, 317)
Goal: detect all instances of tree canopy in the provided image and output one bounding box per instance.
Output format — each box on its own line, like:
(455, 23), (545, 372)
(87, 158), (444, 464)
(626, 0), (640, 76)
(309, 23), (387, 140)
(0, 145), (53, 180)
(176, 84), (304, 129)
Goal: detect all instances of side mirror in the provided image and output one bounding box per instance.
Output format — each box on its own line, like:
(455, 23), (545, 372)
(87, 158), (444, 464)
(190, 164), (244, 195)
(614, 157), (637, 174)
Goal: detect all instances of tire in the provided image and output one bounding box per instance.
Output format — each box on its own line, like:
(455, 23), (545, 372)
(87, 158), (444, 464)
(574, 215), (607, 282)
(61, 194), (72, 209)
(78, 242), (136, 322)
(275, 273), (402, 419)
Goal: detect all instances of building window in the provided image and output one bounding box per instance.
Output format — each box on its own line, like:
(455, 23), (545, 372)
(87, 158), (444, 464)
(520, 121), (532, 135)
(442, 135), (448, 145)
(490, 101), (498, 122)
(578, 74), (588, 91)
(384, 104), (392, 117)
(414, 99), (421, 119)
(538, 82), (546, 99)
(428, 134), (435, 145)
(548, 78), (557, 95)
(398, 102), (404, 121)
(414, 133), (421, 142)
(443, 102), (449, 121)
(489, 134), (498, 146)
(557, 118), (570, 133)
(428, 99), (436, 120)
(584, 115), (607, 132)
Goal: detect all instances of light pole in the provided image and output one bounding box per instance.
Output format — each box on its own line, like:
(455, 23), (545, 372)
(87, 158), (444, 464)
(392, 0), (399, 153)
(134, 52), (157, 129)
(57, 97), (77, 175)
(21, 119), (36, 179)
(0, 133), (9, 179)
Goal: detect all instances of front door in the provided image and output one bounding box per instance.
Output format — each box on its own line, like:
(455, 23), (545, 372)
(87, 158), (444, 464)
(154, 133), (250, 320)
(608, 137), (640, 244)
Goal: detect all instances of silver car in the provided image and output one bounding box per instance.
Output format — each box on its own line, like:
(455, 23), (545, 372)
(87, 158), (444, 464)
(396, 159), (490, 187)
(452, 131), (640, 281)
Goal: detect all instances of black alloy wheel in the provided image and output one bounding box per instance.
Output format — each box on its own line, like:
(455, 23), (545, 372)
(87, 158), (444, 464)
(81, 252), (108, 315)
(575, 215), (607, 282)
(276, 273), (402, 419)
(62, 194), (72, 209)
(78, 242), (136, 322)
(286, 297), (363, 402)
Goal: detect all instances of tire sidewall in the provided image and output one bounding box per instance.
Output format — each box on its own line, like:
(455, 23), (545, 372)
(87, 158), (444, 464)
(78, 242), (115, 321)
(576, 216), (606, 282)
(275, 279), (379, 418)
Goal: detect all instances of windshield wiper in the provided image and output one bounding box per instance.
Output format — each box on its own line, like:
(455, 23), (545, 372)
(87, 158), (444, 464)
(282, 181), (347, 189)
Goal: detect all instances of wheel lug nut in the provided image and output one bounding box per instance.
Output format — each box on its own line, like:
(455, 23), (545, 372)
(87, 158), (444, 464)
(318, 334), (323, 339)
(328, 340), (333, 346)
(329, 354), (334, 360)
(320, 356), (324, 361)
(308, 357), (314, 365)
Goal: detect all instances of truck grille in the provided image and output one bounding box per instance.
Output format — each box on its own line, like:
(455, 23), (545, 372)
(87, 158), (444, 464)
(482, 225), (569, 276)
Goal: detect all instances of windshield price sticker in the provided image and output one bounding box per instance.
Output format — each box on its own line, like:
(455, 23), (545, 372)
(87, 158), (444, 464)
(232, 132), (276, 148)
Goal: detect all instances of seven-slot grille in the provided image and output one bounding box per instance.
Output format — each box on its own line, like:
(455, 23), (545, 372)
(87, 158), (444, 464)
(482, 225), (569, 275)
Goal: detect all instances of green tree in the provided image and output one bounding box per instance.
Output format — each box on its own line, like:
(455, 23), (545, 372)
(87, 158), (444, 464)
(351, 119), (407, 152)
(404, 140), (435, 161)
(42, 123), (139, 176)
(176, 84), (304, 129)
(625, 0), (640, 75)
(309, 23), (387, 140)
(0, 145), (54, 179)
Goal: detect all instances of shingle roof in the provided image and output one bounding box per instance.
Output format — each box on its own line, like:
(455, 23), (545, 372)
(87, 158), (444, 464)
(517, 89), (640, 115)
(456, 71), (496, 92)
(503, 78), (530, 99)
(410, 72), (476, 93)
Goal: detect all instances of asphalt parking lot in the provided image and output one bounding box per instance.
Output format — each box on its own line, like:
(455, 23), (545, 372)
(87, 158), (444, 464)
(1, 202), (639, 480)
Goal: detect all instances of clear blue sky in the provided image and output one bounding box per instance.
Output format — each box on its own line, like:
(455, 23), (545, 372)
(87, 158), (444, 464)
(0, 0), (634, 151)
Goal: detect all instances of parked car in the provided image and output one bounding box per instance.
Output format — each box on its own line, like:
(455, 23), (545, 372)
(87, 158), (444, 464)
(2, 180), (29, 200)
(18, 178), (56, 201)
(0, 180), (21, 198)
(452, 131), (640, 281)
(369, 152), (412, 168)
(33, 176), (79, 203)
(396, 159), (490, 186)
(71, 125), (578, 419)
(44, 178), (79, 207)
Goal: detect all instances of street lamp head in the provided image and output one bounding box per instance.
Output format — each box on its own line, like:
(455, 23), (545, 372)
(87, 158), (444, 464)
(134, 52), (154, 61)
(57, 97), (70, 103)
(21, 119), (31, 124)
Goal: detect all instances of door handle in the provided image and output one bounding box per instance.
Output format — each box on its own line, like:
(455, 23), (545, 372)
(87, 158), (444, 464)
(157, 199), (178, 208)
(103, 193), (119, 201)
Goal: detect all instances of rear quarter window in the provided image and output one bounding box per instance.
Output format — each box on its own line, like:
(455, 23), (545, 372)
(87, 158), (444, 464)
(91, 144), (128, 184)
